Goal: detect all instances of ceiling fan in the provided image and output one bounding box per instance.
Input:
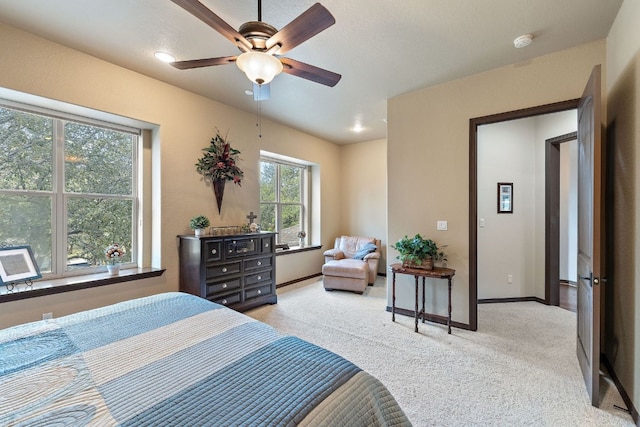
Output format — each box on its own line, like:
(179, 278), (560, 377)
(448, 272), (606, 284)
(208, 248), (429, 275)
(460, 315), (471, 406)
(169, 0), (342, 88)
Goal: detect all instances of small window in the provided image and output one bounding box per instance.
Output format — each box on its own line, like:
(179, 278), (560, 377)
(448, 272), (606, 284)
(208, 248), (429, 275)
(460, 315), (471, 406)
(259, 155), (309, 247)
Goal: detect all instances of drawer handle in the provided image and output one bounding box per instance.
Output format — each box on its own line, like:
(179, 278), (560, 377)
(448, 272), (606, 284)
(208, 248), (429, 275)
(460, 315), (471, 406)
(211, 249), (217, 255)
(222, 283), (227, 288)
(222, 267), (227, 273)
(257, 290), (262, 295)
(257, 275), (262, 280)
(222, 299), (227, 304)
(257, 261), (262, 266)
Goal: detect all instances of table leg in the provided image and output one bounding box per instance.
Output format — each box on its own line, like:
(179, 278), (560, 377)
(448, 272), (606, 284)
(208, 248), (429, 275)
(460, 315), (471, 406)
(421, 277), (426, 324)
(414, 275), (419, 332)
(392, 272), (396, 322)
(448, 277), (452, 334)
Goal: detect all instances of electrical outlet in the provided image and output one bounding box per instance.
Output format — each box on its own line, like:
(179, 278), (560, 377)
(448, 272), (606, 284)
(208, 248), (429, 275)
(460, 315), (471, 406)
(42, 312), (53, 320)
(507, 275), (513, 284)
(437, 220), (448, 231)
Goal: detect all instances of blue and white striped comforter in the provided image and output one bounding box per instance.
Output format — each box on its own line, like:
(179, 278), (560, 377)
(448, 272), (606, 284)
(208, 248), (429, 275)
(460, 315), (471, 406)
(0, 292), (411, 426)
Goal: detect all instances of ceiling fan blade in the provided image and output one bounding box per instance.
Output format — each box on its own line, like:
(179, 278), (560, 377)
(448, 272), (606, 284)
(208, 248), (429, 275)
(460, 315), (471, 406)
(280, 57), (341, 87)
(266, 3), (335, 55)
(170, 0), (252, 51)
(170, 56), (237, 70)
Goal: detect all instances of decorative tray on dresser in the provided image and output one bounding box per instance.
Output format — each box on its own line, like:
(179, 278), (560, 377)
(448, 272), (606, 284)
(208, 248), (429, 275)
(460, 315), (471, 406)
(178, 231), (277, 312)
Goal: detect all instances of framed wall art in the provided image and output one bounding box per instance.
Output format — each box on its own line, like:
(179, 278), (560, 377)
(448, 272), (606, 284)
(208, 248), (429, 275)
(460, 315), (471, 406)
(497, 182), (513, 214)
(0, 245), (42, 285)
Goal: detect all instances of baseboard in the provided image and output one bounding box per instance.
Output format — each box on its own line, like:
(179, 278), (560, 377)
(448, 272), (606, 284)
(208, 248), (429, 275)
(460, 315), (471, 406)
(478, 296), (546, 304)
(385, 305), (470, 331)
(601, 354), (639, 425)
(276, 273), (322, 289)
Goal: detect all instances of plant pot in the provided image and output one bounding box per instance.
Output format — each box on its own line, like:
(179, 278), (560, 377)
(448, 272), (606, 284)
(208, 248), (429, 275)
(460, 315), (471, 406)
(402, 257), (433, 270)
(194, 228), (205, 237)
(107, 264), (120, 275)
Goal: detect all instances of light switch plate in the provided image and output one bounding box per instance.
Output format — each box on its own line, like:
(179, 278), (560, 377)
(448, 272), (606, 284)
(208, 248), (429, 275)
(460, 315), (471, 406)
(479, 218), (485, 228)
(437, 220), (448, 231)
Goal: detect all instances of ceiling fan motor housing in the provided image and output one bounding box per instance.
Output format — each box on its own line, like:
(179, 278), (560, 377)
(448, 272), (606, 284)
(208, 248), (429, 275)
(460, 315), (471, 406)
(239, 21), (277, 51)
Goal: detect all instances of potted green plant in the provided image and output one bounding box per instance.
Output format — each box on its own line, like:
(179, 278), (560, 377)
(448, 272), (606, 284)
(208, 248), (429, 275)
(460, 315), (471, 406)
(189, 215), (210, 237)
(392, 234), (445, 270)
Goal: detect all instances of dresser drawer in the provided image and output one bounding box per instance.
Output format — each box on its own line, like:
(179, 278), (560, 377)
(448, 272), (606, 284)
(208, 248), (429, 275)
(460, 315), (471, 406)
(244, 256), (272, 271)
(225, 237), (258, 258)
(260, 236), (274, 254)
(244, 283), (273, 301)
(206, 261), (241, 278)
(206, 278), (241, 296)
(204, 240), (222, 262)
(211, 292), (241, 307)
(245, 269), (272, 286)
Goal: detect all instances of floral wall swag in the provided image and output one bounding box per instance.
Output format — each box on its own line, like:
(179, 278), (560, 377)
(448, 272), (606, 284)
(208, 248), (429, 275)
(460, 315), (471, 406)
(195, 128), (244, 213)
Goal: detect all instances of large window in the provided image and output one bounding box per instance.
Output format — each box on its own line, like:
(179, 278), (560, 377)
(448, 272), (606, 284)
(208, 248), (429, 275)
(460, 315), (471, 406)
(0, 102), (139, 277)
(259, 156), (309, 247)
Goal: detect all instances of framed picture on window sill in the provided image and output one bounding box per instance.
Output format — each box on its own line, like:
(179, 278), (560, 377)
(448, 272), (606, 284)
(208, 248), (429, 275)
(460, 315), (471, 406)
(0, 245), (42, 285)
(497, 182), (513, 214)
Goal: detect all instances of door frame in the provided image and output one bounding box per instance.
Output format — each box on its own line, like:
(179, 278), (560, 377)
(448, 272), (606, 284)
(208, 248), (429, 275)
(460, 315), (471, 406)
(546, 131), (578, 307)
(468, 99), (579, 331)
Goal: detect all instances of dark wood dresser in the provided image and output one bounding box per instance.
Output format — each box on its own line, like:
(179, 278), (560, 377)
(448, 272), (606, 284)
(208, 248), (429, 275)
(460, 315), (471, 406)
(178, 232), (277, 312)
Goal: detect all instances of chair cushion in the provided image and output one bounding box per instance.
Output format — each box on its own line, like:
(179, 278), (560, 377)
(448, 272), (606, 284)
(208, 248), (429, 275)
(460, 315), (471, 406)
(352, 242), (378, 260)
(322, 259), (368, 279)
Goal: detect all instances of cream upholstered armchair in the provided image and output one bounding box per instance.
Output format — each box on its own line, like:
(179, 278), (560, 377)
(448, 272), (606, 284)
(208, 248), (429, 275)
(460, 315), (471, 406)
(322, 236), (381, 293)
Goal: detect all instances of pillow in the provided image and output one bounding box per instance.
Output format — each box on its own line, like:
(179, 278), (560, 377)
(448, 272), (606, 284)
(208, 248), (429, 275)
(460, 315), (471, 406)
(352, 242), (377, 260)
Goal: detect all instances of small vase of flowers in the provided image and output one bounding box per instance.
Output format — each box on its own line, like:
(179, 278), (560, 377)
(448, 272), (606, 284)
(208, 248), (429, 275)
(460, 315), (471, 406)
(297, 231), (306, 248)
(105, 243), (126, 275)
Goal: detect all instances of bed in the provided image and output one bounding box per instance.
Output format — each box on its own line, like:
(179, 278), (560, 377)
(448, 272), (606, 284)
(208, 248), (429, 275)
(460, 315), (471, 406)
(0, 292), (411, 426)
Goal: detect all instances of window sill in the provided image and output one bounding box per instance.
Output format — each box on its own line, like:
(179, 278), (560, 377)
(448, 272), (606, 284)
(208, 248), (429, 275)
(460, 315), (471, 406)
(0, 267), (165, 303)
(276, 244), (322, 256)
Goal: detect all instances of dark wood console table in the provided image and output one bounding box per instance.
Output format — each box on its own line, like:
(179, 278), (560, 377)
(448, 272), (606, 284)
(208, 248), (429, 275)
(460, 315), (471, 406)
(389, 263), (456, 334)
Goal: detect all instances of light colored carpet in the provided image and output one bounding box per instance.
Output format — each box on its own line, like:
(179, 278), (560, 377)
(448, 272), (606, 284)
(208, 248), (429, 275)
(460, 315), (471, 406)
(247, 277), (634, 426)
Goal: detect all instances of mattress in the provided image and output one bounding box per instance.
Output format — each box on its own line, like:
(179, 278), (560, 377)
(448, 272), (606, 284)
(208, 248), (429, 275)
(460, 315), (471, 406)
(0, 292), (411, 426)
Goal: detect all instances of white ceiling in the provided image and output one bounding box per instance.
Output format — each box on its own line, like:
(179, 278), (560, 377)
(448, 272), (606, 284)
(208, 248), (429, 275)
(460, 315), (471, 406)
(0, 0), (622, 144)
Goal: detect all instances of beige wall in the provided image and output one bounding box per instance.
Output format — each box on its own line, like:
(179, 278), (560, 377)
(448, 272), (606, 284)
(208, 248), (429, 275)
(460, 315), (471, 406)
(477, 118), (538, 299)
(340, 138), (388, 273)
(388, 40), (606, 323)
(606, 0), (640, 414)
(0, 22), (342, 327)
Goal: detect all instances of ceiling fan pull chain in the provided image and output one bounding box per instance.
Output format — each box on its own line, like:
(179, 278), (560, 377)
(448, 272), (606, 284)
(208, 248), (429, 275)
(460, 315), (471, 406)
(256, 85), (263, 138)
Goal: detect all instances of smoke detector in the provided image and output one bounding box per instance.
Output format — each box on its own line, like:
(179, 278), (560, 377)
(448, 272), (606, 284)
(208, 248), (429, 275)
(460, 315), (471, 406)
(513, 34), (534, 48)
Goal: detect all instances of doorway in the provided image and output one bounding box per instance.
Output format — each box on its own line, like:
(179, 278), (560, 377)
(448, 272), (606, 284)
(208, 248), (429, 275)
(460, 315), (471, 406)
(546, 131), (578, 312)
(468, 99), (579, 331)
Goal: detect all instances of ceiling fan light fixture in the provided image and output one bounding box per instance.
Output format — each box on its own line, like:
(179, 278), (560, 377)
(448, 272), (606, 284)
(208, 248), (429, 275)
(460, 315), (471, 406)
(236, 51), (283, 85)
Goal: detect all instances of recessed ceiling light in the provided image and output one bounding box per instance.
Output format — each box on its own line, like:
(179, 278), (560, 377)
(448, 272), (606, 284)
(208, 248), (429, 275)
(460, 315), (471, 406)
(245, 89), (254, 96)
(513, 34), (533, 49)
(154, 52), (176, 63)
(352, 124), (364, 133)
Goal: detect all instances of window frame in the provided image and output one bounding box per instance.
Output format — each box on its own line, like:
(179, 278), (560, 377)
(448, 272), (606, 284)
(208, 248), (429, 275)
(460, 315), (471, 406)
(259, 154), (310, 246)
(0, 99), (141, 278)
